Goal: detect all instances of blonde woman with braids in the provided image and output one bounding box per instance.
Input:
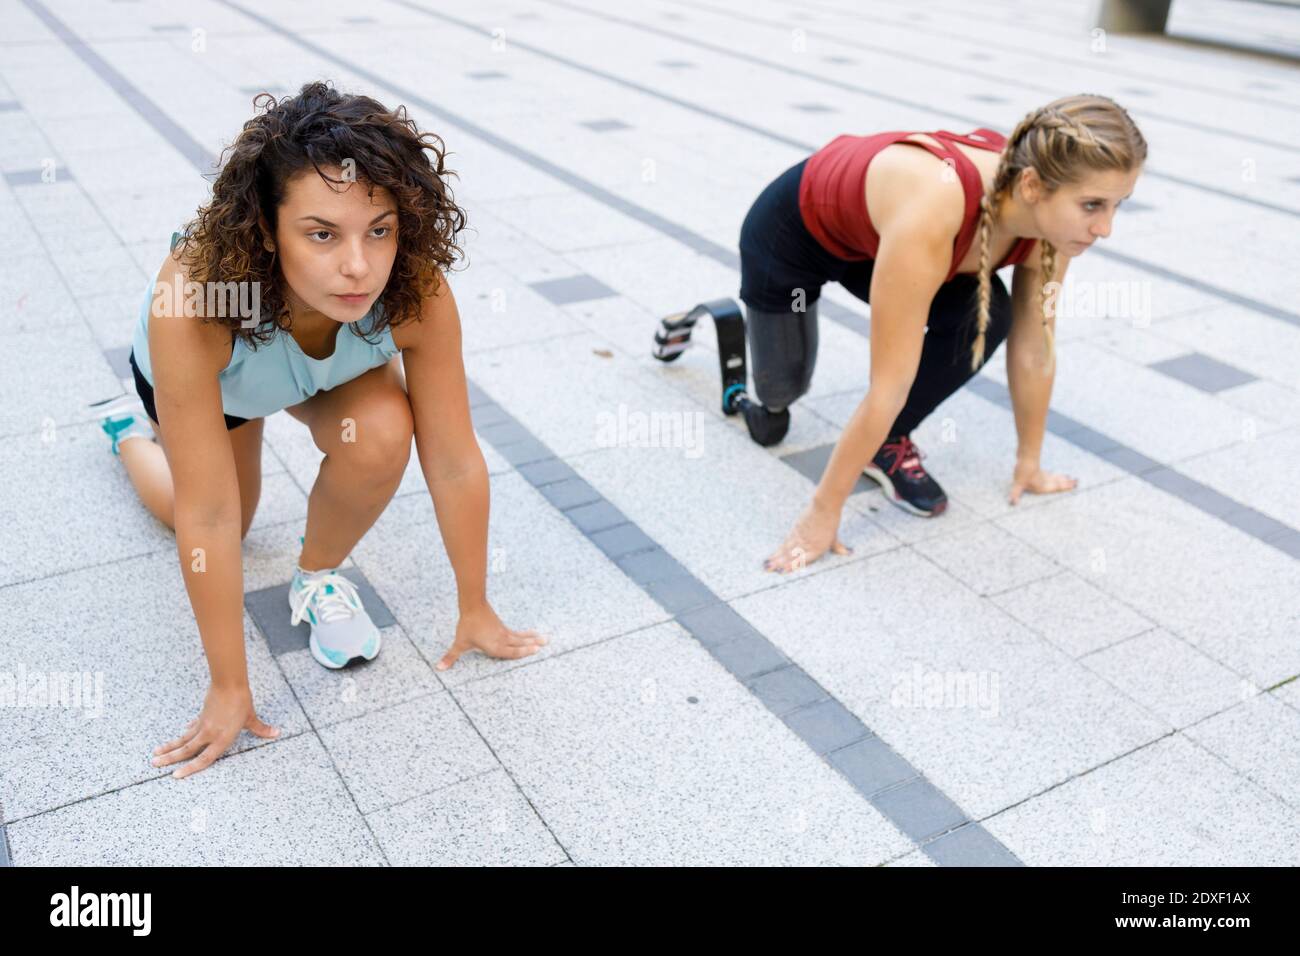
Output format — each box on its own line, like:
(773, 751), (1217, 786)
(715, 94), (1147, 572)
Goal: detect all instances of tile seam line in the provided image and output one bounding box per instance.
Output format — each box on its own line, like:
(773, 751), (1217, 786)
(12, 0), (557, 868)
(961, 382), (1300, 558)
(14, 0), (1295, 574)
(15, 0), (976, 863)
(19, 0), (1265, 862)
(15, 0), (1300, 561)
(525, 0), (1300, 213)
(464, 383), (1015, 864)
(389, 0), (1300, 325)
(888, 521), (1275, 741)
(12, 0), (1300, 333)
(574, 0), (1300, 151)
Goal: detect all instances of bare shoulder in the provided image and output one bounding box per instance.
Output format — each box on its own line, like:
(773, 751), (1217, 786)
(390, 270), (460, 352)
(866, 138), (966, 244)
(148, 246), (234, 379)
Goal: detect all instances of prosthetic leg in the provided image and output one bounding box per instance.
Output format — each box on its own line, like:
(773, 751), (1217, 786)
(652, 298), (791, 446)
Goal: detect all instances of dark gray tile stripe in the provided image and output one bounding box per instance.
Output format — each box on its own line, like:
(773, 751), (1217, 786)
(28, 0), (1011, 863)
(245, 567), (397, 657)
(394, 0), (1300, 329)
(210, 0), (1300, 554)
(533, 0), (1300, 214)
(23, 0), (1265, 862)
(466, 380), (1017, 864)
(961, 376), (1300, 559)
(1094, 246), (1300, 329)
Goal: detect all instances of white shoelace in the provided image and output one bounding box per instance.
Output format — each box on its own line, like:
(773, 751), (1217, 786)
(290, 571), (363, 626)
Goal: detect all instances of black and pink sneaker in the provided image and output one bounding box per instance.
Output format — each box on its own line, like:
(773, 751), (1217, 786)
(863, 434), (948, 517)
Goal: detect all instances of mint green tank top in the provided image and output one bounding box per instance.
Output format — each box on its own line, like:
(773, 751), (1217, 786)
(130, 232), (400, 421)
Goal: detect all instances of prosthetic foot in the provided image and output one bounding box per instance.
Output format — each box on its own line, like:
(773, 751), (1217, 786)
(652, 298), (790, 447)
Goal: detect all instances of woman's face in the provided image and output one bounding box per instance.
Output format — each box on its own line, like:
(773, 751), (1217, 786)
(1023, 166), (1143, 256)
(269, 166), (399, 324)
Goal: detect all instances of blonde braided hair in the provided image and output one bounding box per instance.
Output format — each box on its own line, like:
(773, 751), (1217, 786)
(970, 95), (1147, 373)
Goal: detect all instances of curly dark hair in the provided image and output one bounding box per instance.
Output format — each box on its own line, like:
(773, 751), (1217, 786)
(175, 79), (467, 346)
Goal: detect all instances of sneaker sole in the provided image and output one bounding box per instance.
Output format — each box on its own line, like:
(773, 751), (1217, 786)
(861, 464), (947, 518)
(308, 631), (382, 669)
(289, 589), (383, 669)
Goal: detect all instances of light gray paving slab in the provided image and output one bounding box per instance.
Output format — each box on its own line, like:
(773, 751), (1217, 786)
(0, 323), (121, 439)
(997, 478), (1300, 688)
(989, 570), (1155, 658)
(730, 548), (1171, 818)
(1157, 304), (1300, 391)
(569, 421), (895, 603)
(0, 551), (308, 822)
(983, 734), (1300, 866)
(1182, 693), (1300, 812)
(1177, 427), (1300, 532)
(276, 627), (441, 728)
(350, 475), (666, 687)
(446, 261), (588, 353)
(366, 767), (566, 866)
(0, 252), (83, 335)
(316, 692), (499, 815)
(455, 621), (914, 865)
(4, 733), (384, 865)
(0, 423), (174, 587)
(913, 522), (1061, 597)
(987, 339), (1281, 463)
(1083, 629), (1252, 729)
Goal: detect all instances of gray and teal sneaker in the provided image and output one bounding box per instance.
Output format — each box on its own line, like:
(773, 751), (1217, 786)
(288, 565), (382, 669)
(90, 393), (155, 456)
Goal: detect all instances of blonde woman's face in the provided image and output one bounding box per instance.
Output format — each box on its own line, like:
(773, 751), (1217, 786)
(1027, 166), (1142, 256)
(271, 166), (400, 324)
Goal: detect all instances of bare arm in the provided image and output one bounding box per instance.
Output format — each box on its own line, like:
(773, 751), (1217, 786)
(149, 255), (247, 690)
(1005, 246), (1078, 504)
(394, 274), (490, 612)
(814, 222), (951, 511)
(393, 274), (546, 669)
(148, 253), (278, 777)
(1006, 242), (1064, 462)
(766, 196), (956, 572)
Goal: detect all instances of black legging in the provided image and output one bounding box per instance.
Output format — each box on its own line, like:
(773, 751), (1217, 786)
(738, 158), (1013, 437)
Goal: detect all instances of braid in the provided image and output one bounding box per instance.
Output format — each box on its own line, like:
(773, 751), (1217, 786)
(1038, 239), (1058, 374)
(971, 192), (995, 372)
(969, 98), (1134, 373)
(970, 116), (1031, 373)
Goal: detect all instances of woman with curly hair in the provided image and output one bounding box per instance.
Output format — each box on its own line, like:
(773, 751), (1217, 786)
(95, 81), (545, 779)
(657, 94), (1146, 572)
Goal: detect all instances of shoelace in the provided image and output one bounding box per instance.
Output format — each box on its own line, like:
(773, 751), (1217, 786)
(290, 571), (363, 626)
(880, 436), (928, 480)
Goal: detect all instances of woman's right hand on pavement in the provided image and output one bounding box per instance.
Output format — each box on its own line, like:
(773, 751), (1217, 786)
(764, 498), (852, 573)
(151, 682), (279, 779)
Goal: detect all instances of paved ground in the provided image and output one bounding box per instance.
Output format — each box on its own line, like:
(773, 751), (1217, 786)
(2, 0), (1299, 866)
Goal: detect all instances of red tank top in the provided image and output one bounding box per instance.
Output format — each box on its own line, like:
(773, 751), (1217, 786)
(797, 128), (1036, 281)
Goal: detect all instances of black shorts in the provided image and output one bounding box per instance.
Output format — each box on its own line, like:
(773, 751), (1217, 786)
(128, 349), (252, 430)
